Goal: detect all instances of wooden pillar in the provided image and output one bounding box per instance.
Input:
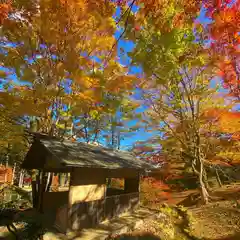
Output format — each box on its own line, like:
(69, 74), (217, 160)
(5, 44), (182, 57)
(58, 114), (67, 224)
(37, 171), (45, 212)
(68, 168), (106, 231)
(31, 170), (38, 208)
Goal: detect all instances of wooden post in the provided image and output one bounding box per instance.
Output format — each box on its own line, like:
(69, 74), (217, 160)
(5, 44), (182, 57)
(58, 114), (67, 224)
(37, 171), (45, 212)
(31, 170), (38, 208)
(215, 168), (222, 187)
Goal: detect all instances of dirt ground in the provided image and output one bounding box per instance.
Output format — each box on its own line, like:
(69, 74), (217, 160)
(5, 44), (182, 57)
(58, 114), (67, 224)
(1, 184), (240, 240)
(111, 184), (240, 240)
(190, 200), (240, 240)
(189, 184), (240, 240)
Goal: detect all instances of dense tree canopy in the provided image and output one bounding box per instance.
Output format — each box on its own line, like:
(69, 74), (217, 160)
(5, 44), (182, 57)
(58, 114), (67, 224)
(0, 0), (141, 148)
(0, 0), (239, 204)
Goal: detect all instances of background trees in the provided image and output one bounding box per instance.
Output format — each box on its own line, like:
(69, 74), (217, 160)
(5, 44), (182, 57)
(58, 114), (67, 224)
(123, 0), (239, 203)
(0, 0), (239, 204)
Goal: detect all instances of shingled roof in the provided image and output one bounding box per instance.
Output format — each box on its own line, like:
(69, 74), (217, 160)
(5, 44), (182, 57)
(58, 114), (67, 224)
(21, 134), (155, 171)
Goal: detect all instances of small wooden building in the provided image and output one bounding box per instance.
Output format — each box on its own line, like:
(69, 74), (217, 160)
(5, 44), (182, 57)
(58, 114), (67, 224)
(21, 134), (155, 233)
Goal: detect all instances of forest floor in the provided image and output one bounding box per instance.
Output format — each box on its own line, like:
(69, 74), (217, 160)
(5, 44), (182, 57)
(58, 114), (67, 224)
(0, 184), (240, 240)
(110, 183), (240, 240)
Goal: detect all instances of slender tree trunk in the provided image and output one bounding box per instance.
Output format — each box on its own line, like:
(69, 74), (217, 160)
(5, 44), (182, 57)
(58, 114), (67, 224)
(19, 171), (21, 187)
(4, 168), (7, 184)
(64, 173), (69, 186)
(199, 158), (209, 204)
(45, 172), (51, 191)
(117, 130), (120, 150)
(5, 155), (8, 168)
(11, 163), (16, 185)
(46, 173), (53, 192)
(215, 168), (222, 187)
(203, 168), (210, 190)
(18, 170), (24, 188)
(59, 173), (63, 187)
(21, 172), (24, 187)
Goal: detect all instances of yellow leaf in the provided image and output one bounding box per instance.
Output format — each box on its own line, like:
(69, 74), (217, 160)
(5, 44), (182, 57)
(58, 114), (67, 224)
(0, 70), (7, 78)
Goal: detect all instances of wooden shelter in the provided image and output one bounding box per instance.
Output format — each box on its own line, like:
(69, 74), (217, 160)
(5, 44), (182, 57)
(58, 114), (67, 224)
(21, 134), (156, 233)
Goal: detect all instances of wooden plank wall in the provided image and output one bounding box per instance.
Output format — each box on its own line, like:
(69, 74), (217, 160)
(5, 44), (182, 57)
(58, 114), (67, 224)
(69, 192), (139, 231)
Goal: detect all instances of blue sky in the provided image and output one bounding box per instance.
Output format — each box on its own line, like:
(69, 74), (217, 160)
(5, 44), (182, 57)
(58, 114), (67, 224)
(114, 36), (151, 149)
(110, 5), (152, 149)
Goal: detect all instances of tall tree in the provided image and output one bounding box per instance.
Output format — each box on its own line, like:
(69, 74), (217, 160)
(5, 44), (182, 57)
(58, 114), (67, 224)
(123, 0), (224, 203)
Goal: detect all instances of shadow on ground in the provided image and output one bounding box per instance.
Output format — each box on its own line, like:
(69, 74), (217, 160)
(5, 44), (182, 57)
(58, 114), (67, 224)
(107, 233), (161, 240)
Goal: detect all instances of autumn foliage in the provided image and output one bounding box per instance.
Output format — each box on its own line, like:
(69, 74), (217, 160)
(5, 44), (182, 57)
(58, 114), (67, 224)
(141, 177), (171, 205)
(204, 109), (240, 139)
(0, 0), (139, 144)
(0, 1), (12, 24)
(204, 0), (240, 98)
(0, 0), (239, 208)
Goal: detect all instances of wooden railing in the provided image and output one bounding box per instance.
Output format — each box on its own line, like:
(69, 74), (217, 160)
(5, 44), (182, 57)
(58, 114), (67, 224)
(69, 192), (139, 231)
(105, 192), (139, 219)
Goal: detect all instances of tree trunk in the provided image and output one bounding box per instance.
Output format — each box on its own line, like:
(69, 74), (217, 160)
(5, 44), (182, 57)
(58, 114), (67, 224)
(46, 173), (53, 192)
(215, 168), (222, 187)
(117, 130), (121, 150)
(11, 163), (16, 185)
(18, 170), (24, 188)
(200, 180), (209, 204)
(199, 158), (209, 204)
(59, 173), (64, 187)
(64, 173), (69, 186)
(5, 155), (9, 168)
(203, 168), (210, 190)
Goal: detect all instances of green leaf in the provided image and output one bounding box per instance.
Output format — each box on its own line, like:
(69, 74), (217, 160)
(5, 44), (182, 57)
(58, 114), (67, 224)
(89, 110), (100, 120)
